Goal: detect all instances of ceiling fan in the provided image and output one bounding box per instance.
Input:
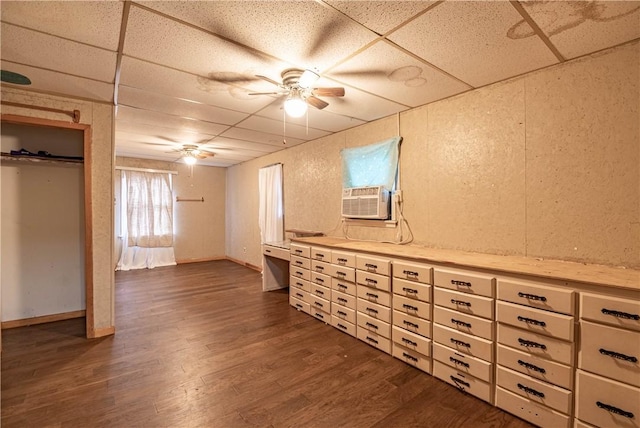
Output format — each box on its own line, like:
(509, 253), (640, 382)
(248, 68), (345, 117)
(172, 144), (215, 165)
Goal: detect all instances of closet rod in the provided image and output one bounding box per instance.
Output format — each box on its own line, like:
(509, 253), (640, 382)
(116, 166), (177, 174)
(1, 101), (80, 123)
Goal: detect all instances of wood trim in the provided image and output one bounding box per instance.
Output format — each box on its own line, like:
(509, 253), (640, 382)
(2, 310), (86, 330)
(226, 256), (262, 272)
(177, 256), (226, 264)
(1, 113), (88, 129)
(87, 326), (116, 339)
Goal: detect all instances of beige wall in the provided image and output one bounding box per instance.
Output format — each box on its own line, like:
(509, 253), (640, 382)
(226, 41), (640, 270)
(115, 157), (227, 263)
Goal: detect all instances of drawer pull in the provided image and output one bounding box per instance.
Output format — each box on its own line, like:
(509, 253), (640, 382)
(366, 292), (379, 299)
(517, 359), (546, 374)
(294, 249), (303, 254)
(265, 249), (271, 253)
(601, 308), (640, 321)
(401, 337), (418, 347)
(337, 323), (347, 330)
(518, 338), (547, 350)
(314, 253), (324, 258)
(402, 352), (418, 362)
(314, 302), (323, 308)
(365, 322), (378, 330)
(599, 348), (638, 363)
(517, 292), (547, 302)
(365, 278), (378, 285)
(517, 316), (546, 327)
(295, 282), (303, 287)
(337, 257), (348, 263)
(365, 263), (378, 270)
(337, 310), (347, 316)
(596, 401), (634, 419)
(450, 376), (470, 389)
(403, 320), (419, 329)
(449, 357), (470, 368)
(315, 266), (324, 272)
(315, 278), (324, 283)
(451, 318), (471, 328)
(450, 338), (470, 348)
(517, 383), (545, 398)
(402, 287), (418, 294)
(314, 312), (324, 319)
(338, 284), (348, 290)
(366, 307), (379, 314)
(315, 289), (324, 295)
(451, 279), (472, 287)
(295, 271), (304, 276)
(403, 303), (419, 311)
(295, 260), (303, 265)
(403, 270), (419, 278)
(366, 336), (379, 345)
(296, 292), (303, 298)
(451, 299), (471, 307)
(337, 297), (348, 304)
(336, 271), (346, 277)
(295, 303), (303, 309)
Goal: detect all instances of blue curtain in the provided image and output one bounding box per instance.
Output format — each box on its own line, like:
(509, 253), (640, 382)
(341, 136), (401, 190)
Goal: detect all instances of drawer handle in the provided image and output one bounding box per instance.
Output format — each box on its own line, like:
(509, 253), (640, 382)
(365, 263), (378, 270)
(314, 253), (324, 258)
(517, 383), (545, 398)
(295, 303), (303, 309)
(315, 278), (324, 283)
(403, 320), (419, 329)
(265, 249), (271, 253)
(337, 310), (347, 317)
(315, 289), (324, 295)
(296, 292), (303, 298)
(517, 316), (546, 327)
(451, 318), (471, 328)
(518, 292), (547, 302)
(337, 323), (348, 330)
(449, 357), (470, 368)
(402, 287), (418, 294)
(401, 337), (418, 347)
(517, 359), (546, 374)
(295, 282), (303, 287)
(403, 270), (419, 277)
(450, 376), (470, 389)
(599, 348), (638, 363)
(601, 308), (640, 321)
(314, 302), (323, 308)
(315, 266), (324, 272)
(337, 297), (348, 304)
(450, 338), (470, 348)
(365, 322), (378, 330)
(451, 279), (472, 287)
(402, 352), (418, 362)
(365, 278), (378, 285)
(338, 284), (348, 290)
(295, 271), (304, 276)
(294, 249), (303, 254)
(336, 271), (346, 277)
(366, 336), (379, 345)
(518, 338), (547, 350)
(366, 292), (379, 299)
(314, 312), (324, 319)
(596, 401), (635, 419)
(451, 299), (471, 307)
(337, 257), (348, 263)
(403, 303), (419, 311)
(366, 307), (379, 314)
(295, 260), (303, 265)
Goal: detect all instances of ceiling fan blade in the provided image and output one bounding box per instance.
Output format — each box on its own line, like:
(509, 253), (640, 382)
(200, 72), (259, 84)
(306, 96), (329, 110)
(313, 87), (345, 97)
(256, 75), (282, 87)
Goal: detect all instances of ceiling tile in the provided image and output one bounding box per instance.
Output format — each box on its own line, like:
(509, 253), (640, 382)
(325, 1), (436, 35)
(220, 127), (305, 148)
(329, 40), (471, 107)
(320, 84), (408, 121)
(236, 116), (330, 142)
(256, 98), (366, 132)
(521, 1), (640, 59)
(388, 1), (560, 87)
(116, 106), (230, 136)
(204, 137), (282, 154)
(0, 1), (123, 50)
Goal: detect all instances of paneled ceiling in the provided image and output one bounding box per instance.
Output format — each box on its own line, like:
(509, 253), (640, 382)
(1, 1), (639, 167)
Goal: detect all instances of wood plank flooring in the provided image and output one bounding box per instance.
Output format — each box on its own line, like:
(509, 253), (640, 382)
(1, 260), (533, 427)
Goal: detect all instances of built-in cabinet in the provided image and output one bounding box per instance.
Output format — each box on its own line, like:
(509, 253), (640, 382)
(287, 237), (640, 428)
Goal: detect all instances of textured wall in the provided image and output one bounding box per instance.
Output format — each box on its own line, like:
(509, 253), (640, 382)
(226, 41), (639, 269)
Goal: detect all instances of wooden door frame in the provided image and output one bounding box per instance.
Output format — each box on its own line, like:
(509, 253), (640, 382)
(1, 114), (94, 338)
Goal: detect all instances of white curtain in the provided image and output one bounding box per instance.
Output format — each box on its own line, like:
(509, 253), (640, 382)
(258, 164), (284, 244)
(117, 170), (176, 271)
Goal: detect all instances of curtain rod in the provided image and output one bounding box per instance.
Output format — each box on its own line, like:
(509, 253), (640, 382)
(260, 162), (282, 169)
(115, 166), (178, 174)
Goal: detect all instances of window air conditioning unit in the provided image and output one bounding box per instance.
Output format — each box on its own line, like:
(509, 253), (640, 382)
(341, 186), (390, 220)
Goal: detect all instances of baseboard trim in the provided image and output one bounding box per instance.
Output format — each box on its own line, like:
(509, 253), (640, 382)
(226, 256), (262, 272)
(88, 326), (116, 338)
(176, 256), (226, 264)
(2, 310), (86, 330)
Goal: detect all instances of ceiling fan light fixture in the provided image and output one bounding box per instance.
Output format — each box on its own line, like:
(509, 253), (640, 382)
(183, 152), (198, 165)
(284, 92), (308, 118)
(298, 68), (319, 89)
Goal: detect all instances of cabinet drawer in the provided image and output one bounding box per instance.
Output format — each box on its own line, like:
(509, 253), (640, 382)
(331, 289), (356, 309)
(357, 285), (391, 307)
(434, 268), (495, 298)
(393, 295), (432, 321)
(310, 282), (331, 301)
(579, 320), (640, 387)
(310, 246), (331, 262)
(289, 295), (310, 314)
(498, 279), (575, 315)
(497, 344), (573, 390)
(392, 325), (431, 356)
(356, 270), (390, 292)
(496, 386), (571, 428)
(357, 327), (391, 354)
(331, 303), (356, 325)
(434, 306), (493, 340)
(327, 264), (356, 283)
(433, 342), (493, 383)
(497, 365), (572, 414)
(311, 307), (330, 323)
(291, 266), (310, 281)
(496, 301), (574, 341)
(356, 254), (391, 276)
(289, 276), (310, 293)
(263, 245), (290, 261)
(290, 255), (310, 270)
(357, 298), (391, 323)
(497, 324), (574, 366)
(311, 260), (331, 275)
(393, 310), (432, 339)
(581, 292), (640, 332)
(290, 288), (309, 303)
(394, 278), (431, 303)
(290, 243), (310, 258)
(331, 316), (356, 337)
(357, 312), (391, 339)
(331, 250), (356, 268)
(393, 343), (432, 374)
(433, 324), (493, 362)
(332, 277), (356, 296)
(434, 287), (494, 320)
(309, 294), (330, 314)
(393, 260), (433, 284)
(433, 360), (492, 404)
(310, 271), (331, 288)
(576, 369), (640, 428)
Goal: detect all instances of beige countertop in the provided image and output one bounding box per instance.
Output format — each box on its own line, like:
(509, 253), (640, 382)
(291, 237), (640, 292)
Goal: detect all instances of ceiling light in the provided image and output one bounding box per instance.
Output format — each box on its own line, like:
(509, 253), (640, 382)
(284, 90), (308, 118)
(183, 152), (197, 165)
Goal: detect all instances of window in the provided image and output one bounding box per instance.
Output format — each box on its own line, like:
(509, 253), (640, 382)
(341, 136), (401, 191)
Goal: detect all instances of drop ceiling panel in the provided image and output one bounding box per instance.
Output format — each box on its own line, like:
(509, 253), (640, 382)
(116, 106), (230, 136)
(205, 137), (282, 154)
(236, 116), (329, 142)
(220, 127), (305, 148)
(1, 23), (117, 82)
(320, 85), (408, 121)
(388, 1), (560, 87)
(325, 1), (436, 35)
(0, 1), (123, 50)
(330, 40), (471, 107)
(521, 1), (640, 59)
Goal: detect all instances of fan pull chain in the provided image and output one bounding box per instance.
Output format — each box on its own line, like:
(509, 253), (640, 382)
(283, 106), (287, 144)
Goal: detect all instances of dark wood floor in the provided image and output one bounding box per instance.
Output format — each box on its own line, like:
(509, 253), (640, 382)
(2, 260), (533, 427)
